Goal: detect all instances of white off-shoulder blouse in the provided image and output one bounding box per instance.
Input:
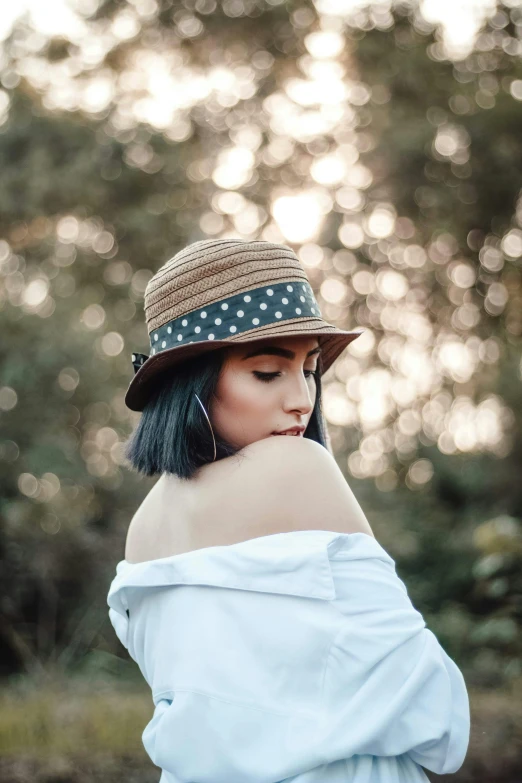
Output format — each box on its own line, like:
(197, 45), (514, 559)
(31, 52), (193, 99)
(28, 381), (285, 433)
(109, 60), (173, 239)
(107, 530), (470, 783)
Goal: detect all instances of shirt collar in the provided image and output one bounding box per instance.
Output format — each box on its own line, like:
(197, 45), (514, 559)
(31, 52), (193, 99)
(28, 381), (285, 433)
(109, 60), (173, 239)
(107, 530), (345, 618)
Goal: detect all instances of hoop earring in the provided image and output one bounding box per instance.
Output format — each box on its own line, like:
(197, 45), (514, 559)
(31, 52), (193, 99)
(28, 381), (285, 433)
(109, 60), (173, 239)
(194, 393), (216, 462)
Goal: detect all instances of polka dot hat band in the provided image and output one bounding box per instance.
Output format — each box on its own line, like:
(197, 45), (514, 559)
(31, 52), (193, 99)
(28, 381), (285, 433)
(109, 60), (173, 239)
(126, 238), (365, 411)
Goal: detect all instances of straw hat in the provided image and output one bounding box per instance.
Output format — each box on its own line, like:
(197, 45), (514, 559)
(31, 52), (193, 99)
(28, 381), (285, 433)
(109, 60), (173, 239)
(126, 238), (365, 411)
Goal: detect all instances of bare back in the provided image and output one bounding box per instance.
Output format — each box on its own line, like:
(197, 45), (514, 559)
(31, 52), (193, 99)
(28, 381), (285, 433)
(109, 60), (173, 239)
(124, 436), (374, 564)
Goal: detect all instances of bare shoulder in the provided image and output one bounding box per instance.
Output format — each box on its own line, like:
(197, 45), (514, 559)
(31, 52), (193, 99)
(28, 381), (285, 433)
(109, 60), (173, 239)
(239, 433), (328, 469)
(237, 437), (375, 538)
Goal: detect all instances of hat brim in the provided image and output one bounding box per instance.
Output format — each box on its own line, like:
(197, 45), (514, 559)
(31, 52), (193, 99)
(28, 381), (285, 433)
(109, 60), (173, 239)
(125, 322), (366, 412)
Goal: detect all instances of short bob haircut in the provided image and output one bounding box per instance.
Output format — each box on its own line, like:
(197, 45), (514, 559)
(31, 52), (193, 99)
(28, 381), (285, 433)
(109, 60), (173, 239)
(124, 345), (330, 481)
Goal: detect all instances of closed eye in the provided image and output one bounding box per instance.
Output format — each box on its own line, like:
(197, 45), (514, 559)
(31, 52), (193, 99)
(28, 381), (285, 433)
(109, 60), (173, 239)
(253, 370), (318, 383)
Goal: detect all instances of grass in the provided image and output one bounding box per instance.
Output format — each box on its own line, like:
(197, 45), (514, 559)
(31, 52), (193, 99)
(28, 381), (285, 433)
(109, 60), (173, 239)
(0, 673), (152, 758)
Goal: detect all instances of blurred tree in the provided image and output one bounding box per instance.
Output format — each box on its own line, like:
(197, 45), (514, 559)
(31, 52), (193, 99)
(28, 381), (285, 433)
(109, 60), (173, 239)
(0, 0), (520, 702)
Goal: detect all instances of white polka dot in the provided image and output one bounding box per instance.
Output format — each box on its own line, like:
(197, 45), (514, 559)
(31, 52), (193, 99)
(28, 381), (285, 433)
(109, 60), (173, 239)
(178, 334), (182, 341)
(208, 334), (215, 340)
(311, 308), (316, 314)
(295, 307), (301, 315)
(282, 297), (288, 304)
(215, 317), (222, 325)
(260, 303), (267, 310)
(195, 326), (201, 333)
(302, 284), (306, 291)
(162, 340), (166, 348)
(182, 319), (188, 327)
(252, 317), (260, 325)
(221, 303), (228, 310)
(244, 295), (251, 302)
(237, 310), (244, 317)
(152, 348), (156, 354)
(287, 285), (293, 292)
(300, 296), (305, 302)
(275, 311), (282, 318)
(154, 334), (158, 341)
(201, 311), (207, 318)
(266, 288), (273, 296)
(132, 354), (136, 361)
(167, 326), (172, 334)
(230, 325), (237, 333)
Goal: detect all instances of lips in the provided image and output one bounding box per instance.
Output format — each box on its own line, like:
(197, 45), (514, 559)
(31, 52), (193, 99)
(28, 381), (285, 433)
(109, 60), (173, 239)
(271, 426), (305, 436)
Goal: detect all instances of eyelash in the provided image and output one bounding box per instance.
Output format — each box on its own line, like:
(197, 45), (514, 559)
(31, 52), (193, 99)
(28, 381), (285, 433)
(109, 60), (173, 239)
(253, 371), (319, 383)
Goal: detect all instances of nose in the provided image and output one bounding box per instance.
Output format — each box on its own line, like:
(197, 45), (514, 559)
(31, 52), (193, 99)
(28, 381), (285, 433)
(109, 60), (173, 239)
(283, 371), (315, 415)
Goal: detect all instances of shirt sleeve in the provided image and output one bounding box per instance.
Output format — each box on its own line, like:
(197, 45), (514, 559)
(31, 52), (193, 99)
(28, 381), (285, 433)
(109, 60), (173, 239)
(108, 606), (129, 651)
(318, 543), (470, 775)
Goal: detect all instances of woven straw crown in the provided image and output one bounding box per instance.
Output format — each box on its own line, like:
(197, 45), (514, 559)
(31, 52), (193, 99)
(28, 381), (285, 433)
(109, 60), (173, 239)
(125, 238), (364, 411)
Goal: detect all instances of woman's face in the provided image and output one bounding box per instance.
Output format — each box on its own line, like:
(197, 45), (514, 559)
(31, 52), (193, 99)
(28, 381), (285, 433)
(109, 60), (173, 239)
(209, 335), (321, 449)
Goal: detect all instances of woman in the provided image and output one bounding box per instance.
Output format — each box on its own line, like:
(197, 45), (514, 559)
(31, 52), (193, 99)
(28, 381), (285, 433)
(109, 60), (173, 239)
(107, 238), (470, 783)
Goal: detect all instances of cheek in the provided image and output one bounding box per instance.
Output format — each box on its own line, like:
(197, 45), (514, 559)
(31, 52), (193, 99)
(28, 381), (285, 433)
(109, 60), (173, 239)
(243, 377), (274, 413)
(216, 371), (271, 415)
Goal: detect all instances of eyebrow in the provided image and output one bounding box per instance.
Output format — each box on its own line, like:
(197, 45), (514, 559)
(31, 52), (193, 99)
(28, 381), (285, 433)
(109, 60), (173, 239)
(241, 345), (322, 361)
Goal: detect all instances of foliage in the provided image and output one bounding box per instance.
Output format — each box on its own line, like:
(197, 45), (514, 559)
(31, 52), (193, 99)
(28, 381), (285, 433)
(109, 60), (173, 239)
(0, 0), (521, 776)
